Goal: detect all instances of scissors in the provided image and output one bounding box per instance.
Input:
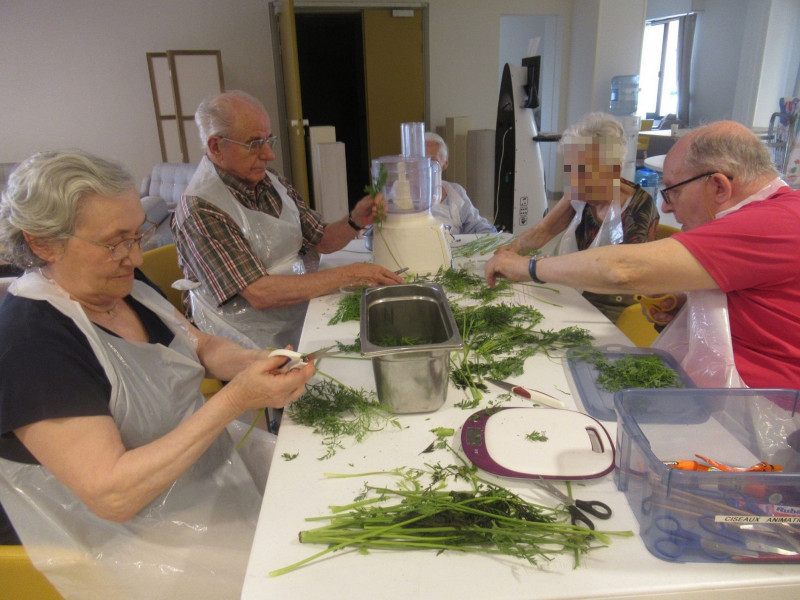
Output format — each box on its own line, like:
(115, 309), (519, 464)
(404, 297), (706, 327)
(269, 345), (339, 372)
(534, 477), (612, 530)
(634, 294), (678, 326)
(652, 515), (797, 561)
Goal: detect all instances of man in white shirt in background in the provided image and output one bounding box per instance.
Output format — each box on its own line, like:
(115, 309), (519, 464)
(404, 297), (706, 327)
(425, 132), (497, 234)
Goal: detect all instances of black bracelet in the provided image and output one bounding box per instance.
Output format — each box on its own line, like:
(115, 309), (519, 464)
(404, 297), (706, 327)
(528, 256), (546, 284)
(347, 215), (361, 231)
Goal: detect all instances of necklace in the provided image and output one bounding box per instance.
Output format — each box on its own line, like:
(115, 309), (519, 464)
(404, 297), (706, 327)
(79, 300), (121, 318)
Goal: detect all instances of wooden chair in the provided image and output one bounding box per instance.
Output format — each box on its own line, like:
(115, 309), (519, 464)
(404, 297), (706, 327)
(0, 545), (64, 600)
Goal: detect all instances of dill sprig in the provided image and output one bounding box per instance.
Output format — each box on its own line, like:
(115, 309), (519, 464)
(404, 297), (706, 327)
(432, 267), (514, 302)
(329, 291), (362, 325)
(448, 304), (592, 402)
(335, 339), (361, 354)
(287, 380), (401, 460)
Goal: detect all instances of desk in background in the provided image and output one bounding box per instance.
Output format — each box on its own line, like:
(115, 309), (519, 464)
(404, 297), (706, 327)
(242, 237), (800, 600)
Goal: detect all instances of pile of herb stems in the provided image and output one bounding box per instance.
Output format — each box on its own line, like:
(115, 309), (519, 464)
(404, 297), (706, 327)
(270, 449), (632, 578)
(271, 486), (608, 577)
(450, 232), (516, 258)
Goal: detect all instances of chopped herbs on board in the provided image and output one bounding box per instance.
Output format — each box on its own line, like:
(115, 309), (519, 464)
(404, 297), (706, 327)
(526, 430), (549, 442)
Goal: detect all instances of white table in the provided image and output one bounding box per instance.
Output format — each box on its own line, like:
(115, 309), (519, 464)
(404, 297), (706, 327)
(242, 239), (800, 600)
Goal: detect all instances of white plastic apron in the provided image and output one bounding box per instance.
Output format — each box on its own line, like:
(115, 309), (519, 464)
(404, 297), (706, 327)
(652, 179), (787, 388)
(556, 193), (627, 256)
(181, 157), (308, 350)
(0, 272), (261, 600)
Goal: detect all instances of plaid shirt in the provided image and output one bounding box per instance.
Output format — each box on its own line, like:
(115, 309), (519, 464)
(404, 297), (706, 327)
(171, 165), (325, 305)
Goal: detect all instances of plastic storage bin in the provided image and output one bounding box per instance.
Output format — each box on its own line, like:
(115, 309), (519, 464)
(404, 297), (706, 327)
(614, 388), (800, 563)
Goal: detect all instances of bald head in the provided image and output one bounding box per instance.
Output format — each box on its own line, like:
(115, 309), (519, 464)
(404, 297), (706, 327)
(669, 120), (777, 186)
(661, 121), (780, 229)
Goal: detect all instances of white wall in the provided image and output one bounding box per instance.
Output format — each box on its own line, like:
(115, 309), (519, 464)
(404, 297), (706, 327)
(2, 0), (789, 189)
(0, 0), (279, 183)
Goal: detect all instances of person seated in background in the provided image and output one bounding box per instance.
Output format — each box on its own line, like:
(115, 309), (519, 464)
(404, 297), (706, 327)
(424, 132), (497, 234)
(486, 120), (800, 390)
(0, 151), (315, 598)
(496, 112), (659, 322)
(172, 90), (404, 351)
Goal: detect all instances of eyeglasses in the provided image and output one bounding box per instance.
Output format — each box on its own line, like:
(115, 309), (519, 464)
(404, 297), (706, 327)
(219, 135), (278, 154)
(659, 172), (733, 206)
(72, 220), (157, 260)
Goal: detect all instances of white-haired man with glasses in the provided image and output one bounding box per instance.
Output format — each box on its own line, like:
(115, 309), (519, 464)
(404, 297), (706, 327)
(486, 120), (800, 390)
(172, 90), (403, 352)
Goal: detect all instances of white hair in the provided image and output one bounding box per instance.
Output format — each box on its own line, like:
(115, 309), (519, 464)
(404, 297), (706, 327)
(560, 112), (627, 160)
(0, 150), (135, 268)
(424, 132), (448, 163)
(194, 90), (268, 148)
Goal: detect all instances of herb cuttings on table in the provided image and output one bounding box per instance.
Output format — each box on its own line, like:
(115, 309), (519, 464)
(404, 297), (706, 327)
(270, 443), (632, 576)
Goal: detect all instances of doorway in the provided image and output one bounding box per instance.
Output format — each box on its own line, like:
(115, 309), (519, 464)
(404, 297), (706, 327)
(276, 5), (427, 209)
(296, 13), (369, 206)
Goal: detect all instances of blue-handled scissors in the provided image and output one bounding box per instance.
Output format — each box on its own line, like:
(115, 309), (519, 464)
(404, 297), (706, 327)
(653, 515), (761, 561)
(534, 477), (612, 530)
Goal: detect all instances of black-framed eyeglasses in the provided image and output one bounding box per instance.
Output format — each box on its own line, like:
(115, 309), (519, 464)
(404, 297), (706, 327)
(219, 135), (278, 154)
(659, 172), (733, 206)
(72, 219), (157, 260)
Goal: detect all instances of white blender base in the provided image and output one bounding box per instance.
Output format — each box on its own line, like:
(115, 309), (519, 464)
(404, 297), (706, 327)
(372, 212), (452, 275)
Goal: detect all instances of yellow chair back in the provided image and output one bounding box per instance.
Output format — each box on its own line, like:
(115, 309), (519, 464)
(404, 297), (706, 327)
(0, 545), (64, 600)
(615, 304), (659, 347)
(655, 224), (680, 240)
(615, 223), (680, 347)
(140, 244), (184, 312)
(637, 119), (654, 153)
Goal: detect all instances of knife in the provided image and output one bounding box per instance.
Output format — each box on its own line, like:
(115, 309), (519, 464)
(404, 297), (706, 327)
(485, 378), (566, 409)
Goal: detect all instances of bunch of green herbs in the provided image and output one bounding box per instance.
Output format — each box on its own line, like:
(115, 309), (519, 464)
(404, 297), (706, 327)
(575, 349), (685, 392)
(449, 302), (593, 405)
(270, 445), (631, 576)
(287, 379), (401, 460)
(329, 291), (362, 325)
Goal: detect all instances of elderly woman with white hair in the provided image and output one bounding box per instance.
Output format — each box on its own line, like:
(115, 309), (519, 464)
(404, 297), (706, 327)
(497, 112), (659, 321)
(0, 150), (315, 599)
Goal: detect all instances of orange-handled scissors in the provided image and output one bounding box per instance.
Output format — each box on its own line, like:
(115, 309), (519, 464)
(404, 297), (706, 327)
(634, 294), (678, 326)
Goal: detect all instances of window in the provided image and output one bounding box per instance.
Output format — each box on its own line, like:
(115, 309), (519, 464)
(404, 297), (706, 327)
(638, 17), (681, 118)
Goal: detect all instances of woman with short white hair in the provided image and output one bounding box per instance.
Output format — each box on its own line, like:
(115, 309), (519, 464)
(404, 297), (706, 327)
(497, 112), (659, 321)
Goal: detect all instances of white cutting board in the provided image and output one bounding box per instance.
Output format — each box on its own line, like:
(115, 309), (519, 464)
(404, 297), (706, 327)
(461, 407), (615, 480)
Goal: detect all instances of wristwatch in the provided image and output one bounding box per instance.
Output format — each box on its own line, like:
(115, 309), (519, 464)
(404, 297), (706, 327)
(528, 255), (547, 284)
(347, 214), (361, 231)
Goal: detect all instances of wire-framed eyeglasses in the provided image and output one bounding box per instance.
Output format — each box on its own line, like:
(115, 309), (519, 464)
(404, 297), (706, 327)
(72, 220), (158, 260)
(219, 135), (278, 154)
(659, 172), (733, 206)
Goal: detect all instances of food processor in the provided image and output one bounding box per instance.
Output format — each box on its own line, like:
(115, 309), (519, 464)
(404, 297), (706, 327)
(370, 122), (452, 275)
